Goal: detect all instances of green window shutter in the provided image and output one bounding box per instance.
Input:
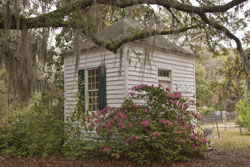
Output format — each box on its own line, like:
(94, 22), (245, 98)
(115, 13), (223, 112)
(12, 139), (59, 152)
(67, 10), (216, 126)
(78, 69), (85, 112)
(98, 66), (107, 110)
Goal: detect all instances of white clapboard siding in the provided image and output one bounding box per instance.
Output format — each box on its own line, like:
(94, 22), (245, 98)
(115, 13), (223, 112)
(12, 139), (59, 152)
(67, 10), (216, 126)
(65, 67), (124, 77)
(65, 60), (124, 71)
(65, 42), (196, 121)
(64, 47), (126, 120)
(64, 54), (116, 67)
(126, 44), (196, 110)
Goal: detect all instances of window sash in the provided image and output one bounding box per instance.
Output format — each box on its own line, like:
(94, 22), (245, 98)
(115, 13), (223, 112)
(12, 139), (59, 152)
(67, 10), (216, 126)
(87, 68), (99, 111)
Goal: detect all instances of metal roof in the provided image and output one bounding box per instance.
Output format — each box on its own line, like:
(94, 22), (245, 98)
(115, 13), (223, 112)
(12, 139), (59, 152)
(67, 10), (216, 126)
(68, 17), (195, 57)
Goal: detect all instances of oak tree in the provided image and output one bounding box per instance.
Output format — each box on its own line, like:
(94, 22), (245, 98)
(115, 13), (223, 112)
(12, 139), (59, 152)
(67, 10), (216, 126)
(0, 0), (249, 100)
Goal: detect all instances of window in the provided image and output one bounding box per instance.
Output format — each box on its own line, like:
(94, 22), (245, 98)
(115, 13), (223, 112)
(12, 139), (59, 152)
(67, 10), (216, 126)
(78, 66), (106, 111)
(158, 69), (172, 91)
(88, 68), (99, 111)
(158, 69), (171, 77)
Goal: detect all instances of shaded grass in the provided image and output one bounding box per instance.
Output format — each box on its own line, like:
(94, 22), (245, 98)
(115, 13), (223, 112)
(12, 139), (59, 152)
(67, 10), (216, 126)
(211, 129), (250, 150)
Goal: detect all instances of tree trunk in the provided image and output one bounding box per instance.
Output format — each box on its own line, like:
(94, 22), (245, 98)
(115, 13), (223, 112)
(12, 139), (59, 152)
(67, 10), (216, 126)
(246, 76), (250, 100)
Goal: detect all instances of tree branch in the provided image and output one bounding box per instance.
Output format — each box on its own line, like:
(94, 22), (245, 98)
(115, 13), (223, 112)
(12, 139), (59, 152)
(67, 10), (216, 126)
(88, 25), (198, 53)
(199, 13), (250, 76)
(0, 0), (247, 29)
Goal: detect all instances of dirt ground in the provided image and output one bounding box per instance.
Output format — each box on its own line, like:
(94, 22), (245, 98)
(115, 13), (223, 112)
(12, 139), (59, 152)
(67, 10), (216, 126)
(1, 128), (250, 167)
(1, 148), (250, 167)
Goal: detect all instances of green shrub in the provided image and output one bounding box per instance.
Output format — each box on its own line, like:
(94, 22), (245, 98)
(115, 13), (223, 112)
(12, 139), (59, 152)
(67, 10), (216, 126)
(197, 107), (214, 115)
(0, 95), (65, 158)
(85, 84), (207, 165)
(236, 97), (250, 130)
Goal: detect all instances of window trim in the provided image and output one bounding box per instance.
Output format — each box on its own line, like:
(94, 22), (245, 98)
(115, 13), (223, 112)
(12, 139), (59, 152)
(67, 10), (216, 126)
(158, 68), (171, 78)
(157, 68), (173, 91)
(85, 67), (99, 111)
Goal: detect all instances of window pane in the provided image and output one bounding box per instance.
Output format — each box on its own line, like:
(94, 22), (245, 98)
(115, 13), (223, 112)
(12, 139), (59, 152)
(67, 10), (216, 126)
(87, 68), (99, 111)
(158, 69), (171, 78)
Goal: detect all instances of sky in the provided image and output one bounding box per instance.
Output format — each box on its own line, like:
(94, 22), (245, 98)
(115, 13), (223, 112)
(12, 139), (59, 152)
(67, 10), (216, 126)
(48, 0), (250, 49)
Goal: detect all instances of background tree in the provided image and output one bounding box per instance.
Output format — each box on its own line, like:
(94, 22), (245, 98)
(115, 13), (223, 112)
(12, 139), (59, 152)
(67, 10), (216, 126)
(0, 0), (249, 102)
(196, 48), (247, 112)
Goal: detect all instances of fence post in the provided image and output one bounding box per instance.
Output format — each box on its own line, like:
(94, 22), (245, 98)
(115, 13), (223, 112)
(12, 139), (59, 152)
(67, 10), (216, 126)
(216, 120), (220, 139)
(225, 118), (227, 131)
(224, 112), (227, 131)
(240, 125), (243, 136)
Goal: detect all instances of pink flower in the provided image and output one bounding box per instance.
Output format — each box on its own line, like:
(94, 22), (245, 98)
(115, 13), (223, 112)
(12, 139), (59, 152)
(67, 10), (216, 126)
(118, 120), (123, 126)
(175, 92), (181, 97)
(114, 115), (118, 120)
(151, 132), (157, 136)
(169, 100), (174, 103)
(141, 120), (149, 127)
(183, 121), (187, 128)
(144, 109), (147, 113)
(123, 115), (128, 119)
(166, 87), (170, 91)
(119, 112), (124, 118)
(195, 113), (201, 119)
(161, 118), (166, 124)
(158, 83), (162, 87)
(165, 125), (168, 128)
(169, 93), (174, 98)
(167, 120), (173, 125)
(130, 92), (134, 96)
(203, 139), (208, 143)
(196, 101), (200, 106)
(135, 135), (139, 139)
(115, 154), (120, 158)
(129, 123), (133, 127)
(103, 147), (109, 151)
(174, 137), (178, 141)
(125, 139), (129, 144)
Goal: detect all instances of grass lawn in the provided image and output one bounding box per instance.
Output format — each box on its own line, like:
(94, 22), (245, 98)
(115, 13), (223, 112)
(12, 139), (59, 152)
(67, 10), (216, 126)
(181, 124), (250, 167)
(211, 129), (250, 150)
(1, 125), (250, 167)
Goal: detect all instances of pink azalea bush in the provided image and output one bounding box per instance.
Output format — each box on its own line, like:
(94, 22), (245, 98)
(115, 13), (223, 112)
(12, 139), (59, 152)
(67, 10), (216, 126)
(87, 84), (207, 165)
